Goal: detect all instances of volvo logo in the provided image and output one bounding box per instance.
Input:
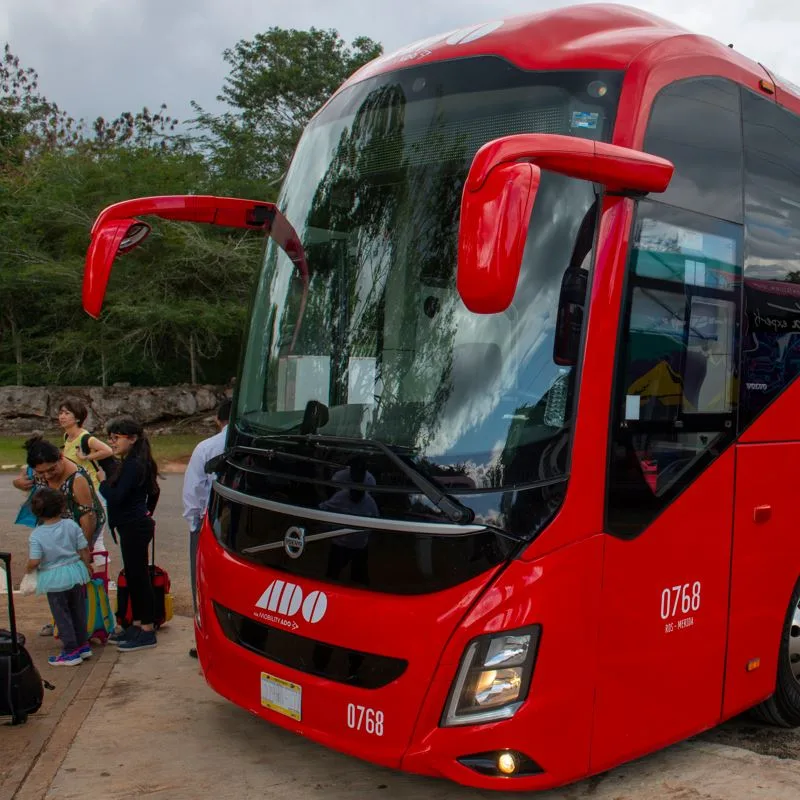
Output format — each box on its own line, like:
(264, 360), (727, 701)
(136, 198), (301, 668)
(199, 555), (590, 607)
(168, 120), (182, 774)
(283, 526), (306, 559)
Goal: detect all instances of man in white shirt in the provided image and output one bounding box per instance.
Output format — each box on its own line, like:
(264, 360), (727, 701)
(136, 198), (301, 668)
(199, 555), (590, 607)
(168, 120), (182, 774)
(182, 399), (230, 658)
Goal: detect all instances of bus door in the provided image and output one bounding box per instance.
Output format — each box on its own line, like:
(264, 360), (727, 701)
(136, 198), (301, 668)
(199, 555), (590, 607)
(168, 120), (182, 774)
(723, 441), (800, 719)
(590, 198), (742, 772)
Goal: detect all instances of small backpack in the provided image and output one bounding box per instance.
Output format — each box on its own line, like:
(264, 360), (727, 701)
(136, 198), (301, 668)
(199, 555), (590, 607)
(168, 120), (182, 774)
(68, 432), (118, 482)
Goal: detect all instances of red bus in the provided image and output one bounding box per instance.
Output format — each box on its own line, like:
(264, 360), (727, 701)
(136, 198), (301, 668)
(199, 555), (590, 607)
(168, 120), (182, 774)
(83, 3), (800, 790)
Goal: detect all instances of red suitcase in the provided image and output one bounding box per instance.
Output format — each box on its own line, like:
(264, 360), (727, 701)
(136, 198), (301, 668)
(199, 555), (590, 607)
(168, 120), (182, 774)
(115, 539), (172, 629)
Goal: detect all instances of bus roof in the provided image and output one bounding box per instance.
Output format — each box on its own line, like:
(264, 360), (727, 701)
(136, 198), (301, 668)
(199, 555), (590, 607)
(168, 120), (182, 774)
(339, 3), (800, 113)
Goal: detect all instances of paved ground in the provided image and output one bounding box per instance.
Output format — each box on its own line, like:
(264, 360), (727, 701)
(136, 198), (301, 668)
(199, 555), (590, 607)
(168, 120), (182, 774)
(3, 474), (800, 798)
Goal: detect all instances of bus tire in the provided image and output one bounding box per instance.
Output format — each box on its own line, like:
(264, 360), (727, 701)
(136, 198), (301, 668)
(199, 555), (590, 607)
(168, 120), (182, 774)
(752, 579), (800, 728)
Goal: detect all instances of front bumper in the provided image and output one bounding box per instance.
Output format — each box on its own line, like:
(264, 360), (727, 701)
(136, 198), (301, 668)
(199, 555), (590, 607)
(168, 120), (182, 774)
(195, 525), (605, 790)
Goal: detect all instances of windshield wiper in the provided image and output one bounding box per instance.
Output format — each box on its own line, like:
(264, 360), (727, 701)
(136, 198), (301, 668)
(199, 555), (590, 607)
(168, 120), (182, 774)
(207, 431), (472, 524)
(303, 434), (473, 524)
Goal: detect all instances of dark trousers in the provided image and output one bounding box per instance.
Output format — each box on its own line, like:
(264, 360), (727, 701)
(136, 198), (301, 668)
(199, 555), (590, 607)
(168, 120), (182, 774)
(48, 584), (87, 652)
(118, 517), (155, 626)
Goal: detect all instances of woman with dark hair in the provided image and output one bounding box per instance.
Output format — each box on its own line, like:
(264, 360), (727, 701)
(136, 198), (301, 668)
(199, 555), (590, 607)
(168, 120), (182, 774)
(13, 435), (105, 636)
(98, 417), (160, 652)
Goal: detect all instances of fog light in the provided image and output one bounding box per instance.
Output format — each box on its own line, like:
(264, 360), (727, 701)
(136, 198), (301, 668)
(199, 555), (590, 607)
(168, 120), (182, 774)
(497, 751), (517, 775)
(457, 750), (542, 778)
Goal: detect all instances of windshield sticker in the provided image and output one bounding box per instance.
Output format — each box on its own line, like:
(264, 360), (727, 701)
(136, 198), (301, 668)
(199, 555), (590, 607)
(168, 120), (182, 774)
(571, 111), (599, 130)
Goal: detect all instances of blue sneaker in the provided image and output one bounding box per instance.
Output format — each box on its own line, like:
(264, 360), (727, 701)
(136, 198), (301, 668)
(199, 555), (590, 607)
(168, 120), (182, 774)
(77, 644), (93, 660)
(48, 650), (82, 666)
(118, 629), (157, 652)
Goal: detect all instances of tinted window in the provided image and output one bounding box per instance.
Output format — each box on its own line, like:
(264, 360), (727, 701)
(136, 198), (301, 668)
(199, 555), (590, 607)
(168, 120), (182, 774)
(607, 201), (742, 537)
(644, 78), (743, 223)
(740, 89), (800, 426)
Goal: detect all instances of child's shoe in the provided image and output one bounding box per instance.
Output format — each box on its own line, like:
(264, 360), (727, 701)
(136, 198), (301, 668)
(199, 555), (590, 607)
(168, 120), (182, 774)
(77, 644), (93, 660)
(48, 650), (82, 666)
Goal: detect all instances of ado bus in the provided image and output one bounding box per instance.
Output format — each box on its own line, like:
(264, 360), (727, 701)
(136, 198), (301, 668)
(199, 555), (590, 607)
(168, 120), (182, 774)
(83, 3), (800, 790)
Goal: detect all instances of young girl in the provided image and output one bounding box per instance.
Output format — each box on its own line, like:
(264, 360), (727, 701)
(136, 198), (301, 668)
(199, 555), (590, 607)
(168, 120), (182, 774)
(99, 417), (161, 652)
(26, 488), (92, 666)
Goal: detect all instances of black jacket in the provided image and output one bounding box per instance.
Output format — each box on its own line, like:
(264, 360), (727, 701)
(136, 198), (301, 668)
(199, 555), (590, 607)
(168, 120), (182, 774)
(99, 456), (159, 529)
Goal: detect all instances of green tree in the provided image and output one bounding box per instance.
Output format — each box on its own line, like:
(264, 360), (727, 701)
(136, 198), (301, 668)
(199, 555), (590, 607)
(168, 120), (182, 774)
(0, 44), (84, 170)
(192, 28), (382, 192)
(0, 27), (384, 388)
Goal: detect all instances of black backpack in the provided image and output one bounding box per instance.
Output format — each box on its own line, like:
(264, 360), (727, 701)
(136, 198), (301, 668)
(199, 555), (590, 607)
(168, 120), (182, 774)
(70, 432), (119, 481)
(0, 553), (46, 724)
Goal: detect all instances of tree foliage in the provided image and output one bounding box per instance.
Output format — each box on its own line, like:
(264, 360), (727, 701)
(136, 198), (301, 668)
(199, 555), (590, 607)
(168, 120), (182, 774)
(0, 27), (382, 387)
(192, 28), (382, 189)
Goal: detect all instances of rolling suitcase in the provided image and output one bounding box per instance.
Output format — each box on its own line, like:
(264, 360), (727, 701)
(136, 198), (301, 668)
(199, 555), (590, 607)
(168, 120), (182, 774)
(116, 538), (173, 630)
(0, 552), (45, 725)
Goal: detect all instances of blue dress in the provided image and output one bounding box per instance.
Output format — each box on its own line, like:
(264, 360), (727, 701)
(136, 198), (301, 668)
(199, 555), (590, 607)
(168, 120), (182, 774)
(29, 519), (91, 595)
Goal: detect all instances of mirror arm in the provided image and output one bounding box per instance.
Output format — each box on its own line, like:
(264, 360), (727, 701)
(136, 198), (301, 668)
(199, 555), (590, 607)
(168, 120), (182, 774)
(84, 196), (310, 328)
(466, 134), (673, 195)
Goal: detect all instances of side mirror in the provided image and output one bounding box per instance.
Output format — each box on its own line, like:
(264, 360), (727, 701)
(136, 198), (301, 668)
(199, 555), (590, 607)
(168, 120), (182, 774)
(83, 195), (307, 319)
(457, 134), (674, 315)
(456, 162), (541, 315)
(83, 218), (151, 320)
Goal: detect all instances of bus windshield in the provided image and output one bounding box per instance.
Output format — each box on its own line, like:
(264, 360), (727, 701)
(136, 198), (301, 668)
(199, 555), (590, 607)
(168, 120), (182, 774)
(237, 57), (621, 489)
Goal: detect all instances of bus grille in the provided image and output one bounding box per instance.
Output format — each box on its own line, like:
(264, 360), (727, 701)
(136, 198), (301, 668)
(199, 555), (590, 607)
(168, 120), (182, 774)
(213, 603), (408, 689)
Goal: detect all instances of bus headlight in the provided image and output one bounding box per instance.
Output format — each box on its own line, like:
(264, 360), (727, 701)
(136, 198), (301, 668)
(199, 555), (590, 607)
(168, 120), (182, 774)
(441, 626), (541, 727)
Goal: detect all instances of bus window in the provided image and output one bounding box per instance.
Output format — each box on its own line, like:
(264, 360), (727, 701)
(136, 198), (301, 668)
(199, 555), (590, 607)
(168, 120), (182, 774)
(607, 202), (741, 536)
(643, 77), (742, 224)
(741, 89), (800, 428)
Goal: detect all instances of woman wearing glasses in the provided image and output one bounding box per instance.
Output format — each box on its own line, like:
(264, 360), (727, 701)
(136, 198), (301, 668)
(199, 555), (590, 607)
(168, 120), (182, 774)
(97, 418), (161, 653)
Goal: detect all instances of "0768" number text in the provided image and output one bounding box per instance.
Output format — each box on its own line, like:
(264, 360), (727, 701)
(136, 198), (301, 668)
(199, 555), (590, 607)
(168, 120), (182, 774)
(660, 582), (701, 620)
(347, 703), (384, 736)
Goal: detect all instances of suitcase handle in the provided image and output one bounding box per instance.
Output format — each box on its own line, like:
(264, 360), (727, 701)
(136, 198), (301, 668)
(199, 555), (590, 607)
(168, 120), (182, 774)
(91, 550), (110, 581)
(0, 552), (20, 655)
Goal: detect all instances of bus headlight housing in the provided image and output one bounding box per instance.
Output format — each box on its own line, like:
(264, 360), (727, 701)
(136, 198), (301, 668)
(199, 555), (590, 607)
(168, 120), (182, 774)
(441, 626), (541, 727)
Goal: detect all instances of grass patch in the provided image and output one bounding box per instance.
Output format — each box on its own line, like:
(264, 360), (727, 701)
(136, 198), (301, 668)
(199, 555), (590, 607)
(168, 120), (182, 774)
(0, 433), (204, 470)
(149, 434), (205, 465)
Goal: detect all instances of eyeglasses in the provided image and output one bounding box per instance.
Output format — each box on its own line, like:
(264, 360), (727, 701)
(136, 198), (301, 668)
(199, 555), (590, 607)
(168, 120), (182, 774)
(109, 434), (130, 443)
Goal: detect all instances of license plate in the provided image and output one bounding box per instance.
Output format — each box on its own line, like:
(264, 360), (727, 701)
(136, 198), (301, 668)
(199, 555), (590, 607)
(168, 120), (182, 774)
(260, 672), (302, 721)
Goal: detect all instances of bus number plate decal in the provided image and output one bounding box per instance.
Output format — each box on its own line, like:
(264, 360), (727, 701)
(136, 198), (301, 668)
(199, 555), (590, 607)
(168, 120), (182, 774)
(660, 582), (701, 634)
(346, 703), (384, 736)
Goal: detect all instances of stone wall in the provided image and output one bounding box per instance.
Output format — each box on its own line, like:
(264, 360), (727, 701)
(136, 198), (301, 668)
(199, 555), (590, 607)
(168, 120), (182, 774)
(0, 385), (229, 435)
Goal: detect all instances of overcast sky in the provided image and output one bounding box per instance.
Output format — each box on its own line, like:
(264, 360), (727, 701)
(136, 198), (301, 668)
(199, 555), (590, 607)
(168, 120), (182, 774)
(1, 0), (797, 124)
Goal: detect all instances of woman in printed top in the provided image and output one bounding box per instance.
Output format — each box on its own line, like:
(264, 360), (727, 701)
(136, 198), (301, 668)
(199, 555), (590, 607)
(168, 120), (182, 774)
(13, 436), (105, 636)
(98, 417), (161, 652)
(26, 488), (93, 666)
(58, 397), (114, 569)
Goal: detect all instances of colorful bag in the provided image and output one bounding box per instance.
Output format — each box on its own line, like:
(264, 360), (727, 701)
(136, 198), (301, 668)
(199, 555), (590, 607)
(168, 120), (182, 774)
(86, 578), (115, 643)
(14, 468), (37, 528)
